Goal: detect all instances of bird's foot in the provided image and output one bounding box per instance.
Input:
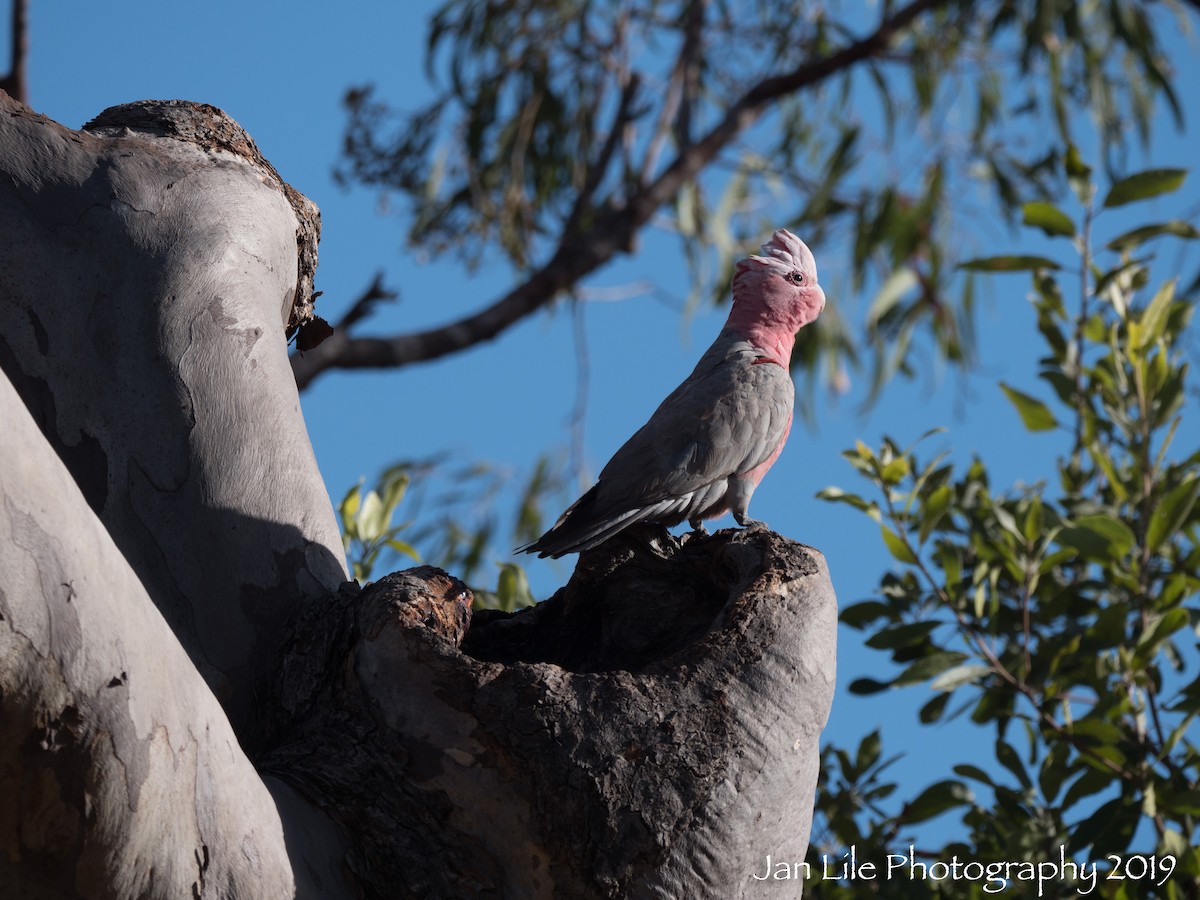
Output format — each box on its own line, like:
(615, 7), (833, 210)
(687, 518), (709, 536)
(733, 513), (768, 532)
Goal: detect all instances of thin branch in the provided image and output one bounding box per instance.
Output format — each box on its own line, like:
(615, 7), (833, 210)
(569, 294), (590, 490)
(0, 0), (29, 105)
(674, 0), (706, 150)
(1073, 199), (1093, 456)
(340, 271), (398, 331)
(290, 0), (953, 390)
(640, 61), (684, 185)
(564, 72), (641, 238)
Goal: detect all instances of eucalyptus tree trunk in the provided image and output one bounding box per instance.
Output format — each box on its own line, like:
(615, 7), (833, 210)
(0, 93), (838, 899)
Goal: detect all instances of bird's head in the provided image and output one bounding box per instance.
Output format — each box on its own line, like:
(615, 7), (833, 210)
(730, 229), (826, 333)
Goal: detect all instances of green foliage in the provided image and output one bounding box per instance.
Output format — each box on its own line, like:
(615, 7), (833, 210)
(337, 455), (563, 611)
(810, 153), (1200, 897)
(335, 0), (1197, 420)
(339, 467), (419, 583)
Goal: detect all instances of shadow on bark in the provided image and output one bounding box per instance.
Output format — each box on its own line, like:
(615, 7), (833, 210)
(264, 528), (837, 899)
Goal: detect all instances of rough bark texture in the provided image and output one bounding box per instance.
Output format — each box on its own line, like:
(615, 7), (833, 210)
(0, 96), (837, 899)
(262, 528), (837, 899)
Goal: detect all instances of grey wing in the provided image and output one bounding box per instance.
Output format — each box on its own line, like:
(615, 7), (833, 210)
(596, 358), (795, 509)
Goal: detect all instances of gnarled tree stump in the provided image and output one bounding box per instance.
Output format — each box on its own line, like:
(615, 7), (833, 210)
(0, 93), (837, 899)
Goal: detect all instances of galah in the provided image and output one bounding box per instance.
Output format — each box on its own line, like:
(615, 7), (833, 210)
(519, 228), (825, 559)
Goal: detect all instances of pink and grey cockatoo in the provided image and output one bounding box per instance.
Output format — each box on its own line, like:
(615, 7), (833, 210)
(519, 228), (825, 558)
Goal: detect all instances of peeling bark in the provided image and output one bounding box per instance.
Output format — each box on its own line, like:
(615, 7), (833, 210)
(0, 96), (837, 899)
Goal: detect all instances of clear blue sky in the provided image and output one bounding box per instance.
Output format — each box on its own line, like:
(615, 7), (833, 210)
(15, 1), (1200, 847)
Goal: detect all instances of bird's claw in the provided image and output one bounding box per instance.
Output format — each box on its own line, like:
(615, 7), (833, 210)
(687, 519), (709, 536)
(734, 514), (768, 532)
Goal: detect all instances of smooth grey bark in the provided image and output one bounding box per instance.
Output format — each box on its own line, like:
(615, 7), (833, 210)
(0, 94), (346, 738)
(0, 96), (837, 899)
(0, 370), (300, 899)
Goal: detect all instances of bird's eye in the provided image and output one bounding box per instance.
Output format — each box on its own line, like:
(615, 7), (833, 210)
(787, 271), (805, 285)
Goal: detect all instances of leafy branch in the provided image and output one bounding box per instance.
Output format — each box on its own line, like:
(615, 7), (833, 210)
(811, 150), (1200, 895)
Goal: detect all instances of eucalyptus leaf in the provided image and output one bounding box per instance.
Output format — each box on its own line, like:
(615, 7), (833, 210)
(881, 525), (918, 564)
(930, 663), (992, 692)
(1105, 220), (1199, 253)
(1147, 476), (1200, 551)
(958, 255), (1062, 272)
(1021, 200), (1075, 237)
(1000, 382), (1058, 432)
(1102, 168), (1187, 207)
(902, 780), (973, 823)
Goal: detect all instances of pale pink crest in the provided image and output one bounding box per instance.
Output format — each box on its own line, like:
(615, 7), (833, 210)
(732, 228), (818, 295)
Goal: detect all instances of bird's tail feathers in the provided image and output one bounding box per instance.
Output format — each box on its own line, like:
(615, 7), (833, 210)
(516, 487), (651, 558)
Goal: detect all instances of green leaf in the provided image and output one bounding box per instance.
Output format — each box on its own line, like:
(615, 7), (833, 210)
(1062, 769), (1113, 809)
(1130, 278), (1176, 351)
(1065, 144), (1093, 205)
(1102, 168), (1187, 208)
(1039, 743), (1071, 802)
(903, 780), (972, 823)
(880, 456), (910, 486)
(1022, 201), (1075, 237)
(1068, 797), (1139, 854)
(1056, 514), (1135, 560)
(919, 693), (950, 723)
(1146, 476), (1200, 551)
(1105, 220), (1200, 253)
(930, 663), (992, 692)
(381, 471), (410, 513)
(816, 486), (880, 520)
(849, 677), (892, 695)
(339, 483), (363, 542)
(494, 561), (535, 611)
(867, 267), (918, 327)
(839, 600), (892, 629)
(953, 764), (995, 786)
(385, 538), (421, 561)
(995, 739), (1031, 790)
(1070, 718), (1123, 746)
(854, 731), (883, 775)
(958, 255), (1061, 273)
(865, 620), (938, 650)
(918, 484), (952, 543)
(357, 490), (387, 540)
(999, 382), (1058, 432)
(894, 651), (969, 687)
(880, 525), (917, 564)
(1163, 790), (1200, 816)
(1134, 607), (1190, 665)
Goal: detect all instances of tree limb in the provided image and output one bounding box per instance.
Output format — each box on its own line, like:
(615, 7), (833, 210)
(0, 370), (314, 899)
(0, 95), (347, 740)
(262, 529), (838, 898)
(290, 0), (952, 390)
(0, 0), (27, 105)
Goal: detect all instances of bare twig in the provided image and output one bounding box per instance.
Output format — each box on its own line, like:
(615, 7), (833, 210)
(340, 271), (398, 331)
(564, 72), (641, 238)
(675, 0), (706, 150)
(569, 295), (590, 490)
(290, 0), (953, 390)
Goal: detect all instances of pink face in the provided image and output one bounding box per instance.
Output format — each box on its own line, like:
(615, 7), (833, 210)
(731, 229), (826, 329)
